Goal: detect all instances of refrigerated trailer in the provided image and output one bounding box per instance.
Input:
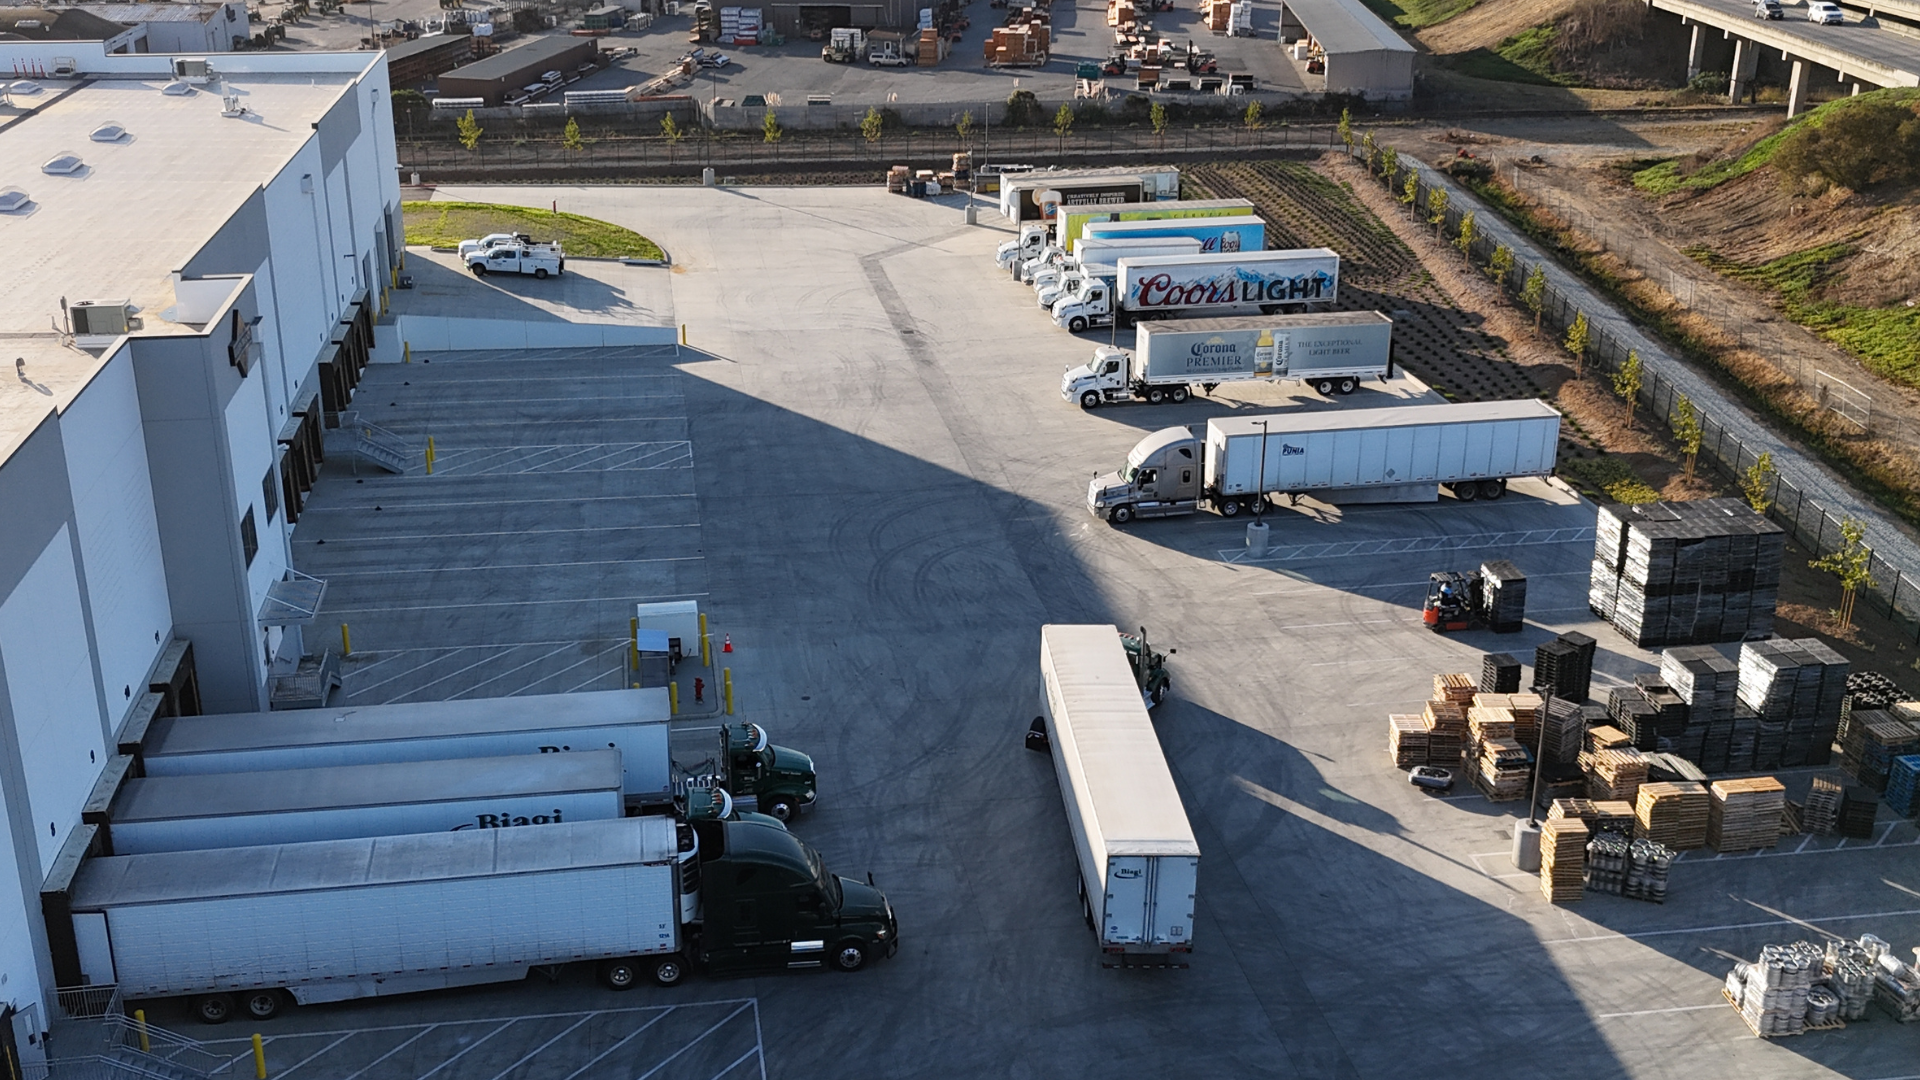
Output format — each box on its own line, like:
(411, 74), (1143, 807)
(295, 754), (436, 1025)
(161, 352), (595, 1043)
(997, 166), (1181, 222)
(1057, 198), (1256, 256)
(103, 751), (627, 855)
(1077, 215), (1266, 256)
(59, 815), (896, 1023)
(1086, 399), (1563, 521)
(1050, 249), (1340, 331)
(1038, 625), (1199, 966)
(1061, 312), (1395, 407)
(137, 690), (817, 819)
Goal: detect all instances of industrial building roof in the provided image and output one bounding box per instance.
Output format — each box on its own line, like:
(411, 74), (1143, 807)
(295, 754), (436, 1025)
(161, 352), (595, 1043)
(64, 3), (237, 24)
(383, 32), (473, 62)
(1283, 0), (1414, 55)
(439, 35), (589, 82)
(0, 60), (373, 467)
(0, 7), (131, 41)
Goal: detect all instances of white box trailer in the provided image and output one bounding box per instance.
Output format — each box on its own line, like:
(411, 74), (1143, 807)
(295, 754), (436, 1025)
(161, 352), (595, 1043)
(997, 166), (1181, 221)
(104, 751), (626, 855)
(1086, 399), (1563, 521)
(1057, 198), (1255, 255)
(1062, 311), (1394, 407)
(139, 689), (672, 807)
(1078, 215), (1266, 256)
(1039, 625), (1199, 965)
(1051, 248), (1340, 332)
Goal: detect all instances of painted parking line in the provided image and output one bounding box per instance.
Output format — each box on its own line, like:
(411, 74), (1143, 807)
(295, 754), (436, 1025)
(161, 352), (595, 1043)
(1219, 526), (1597, 565)
(1542, 906), (1920, 945)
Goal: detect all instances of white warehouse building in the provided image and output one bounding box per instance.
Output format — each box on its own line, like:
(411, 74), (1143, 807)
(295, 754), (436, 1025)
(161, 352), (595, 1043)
(0, 43), (398, 1063)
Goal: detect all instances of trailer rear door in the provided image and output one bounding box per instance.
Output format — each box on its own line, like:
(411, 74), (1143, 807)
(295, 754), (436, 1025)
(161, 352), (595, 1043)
(1103, 856), (1149, 945)
(1148, 856), (1198, 946)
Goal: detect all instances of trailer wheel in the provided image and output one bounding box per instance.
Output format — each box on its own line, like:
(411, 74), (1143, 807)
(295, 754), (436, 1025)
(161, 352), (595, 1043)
(1337, 378), (1358, 395)
(1068, 316), (1088, 333)
(652, 956), (686, 987)
(534, 268), (549, 280)
(192, 994), (234, 1025)
(244, 990), (283, 1021)
(1147, 387), (1167, 405)
(1314, 379), (1336, 397)
(1170, 386), (1190, 404)
(831, 940), (869, 972)
(1109, 505), (1134, 525)
(599, 959), (640, 991)
(1079, 390), (1101, 410)
(1219, 498), (1241, 518)
(1452, 482), (1478, 502)
(1479, 479), (1507, 500)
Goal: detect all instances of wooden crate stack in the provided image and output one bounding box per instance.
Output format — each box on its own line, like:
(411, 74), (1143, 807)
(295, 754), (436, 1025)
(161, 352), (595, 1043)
(1474, 737), (1531, 801)
(1634, 781), (1709, 850)
(1708, 777), (1786, 852)
(1541, 817), (1589, 904)
(1388, 714), (1427, 769)
(1424, 699), (1467, 768)
(1586, 747), (1649, 803)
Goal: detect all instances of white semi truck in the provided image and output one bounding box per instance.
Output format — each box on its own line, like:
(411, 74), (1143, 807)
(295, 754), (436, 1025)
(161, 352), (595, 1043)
(103, 751), (628, 854)
(1028, 238), (1203, 302)
(56, 815), (897, 1023)
(1050, 249), (1340, 332)
(1038, 624), (1199, 966)
(1061, 312), (1395, 406)
(995, 192), (1245, 271)
(1087, 399), (1563, 522)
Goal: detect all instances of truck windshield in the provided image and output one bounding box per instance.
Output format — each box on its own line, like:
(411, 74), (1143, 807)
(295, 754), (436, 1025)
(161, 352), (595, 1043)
(1120, 464), (1137, 483)
(807, 847), (842, 909)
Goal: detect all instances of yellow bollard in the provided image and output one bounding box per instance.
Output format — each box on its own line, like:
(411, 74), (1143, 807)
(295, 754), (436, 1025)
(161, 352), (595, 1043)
(403, 341), (411, 364)
(680, 323), (688, 346)
(134, 1009), (149, 1054)
(699, 614), (709, 666)
(425, 436), (436, 475)
(340, 623), (352, 656)
(390, 265), (399, 288)
(723, 668), (734, 716)
(630, 617), (639, 669)
(668, 682), (679, 714)
(252, 1033), (267, 1079)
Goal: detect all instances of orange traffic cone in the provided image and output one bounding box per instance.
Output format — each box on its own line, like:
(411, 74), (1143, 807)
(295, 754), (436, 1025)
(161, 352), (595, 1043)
(722, 634), (733, 654)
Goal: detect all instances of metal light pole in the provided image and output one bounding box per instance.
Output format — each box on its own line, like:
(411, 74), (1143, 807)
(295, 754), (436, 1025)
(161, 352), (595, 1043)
(1253, 419), (1269, 520)
(1512, 681), (1555, 871)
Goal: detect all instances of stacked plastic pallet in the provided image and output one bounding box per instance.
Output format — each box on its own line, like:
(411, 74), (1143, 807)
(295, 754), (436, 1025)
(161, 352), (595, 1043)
(1388, 714), (1428, 769)
(1635, 781), (1709, 850)
(1838, 784), (1879, 838)
(1534, 633), (1595, 704)
(1886, 755), (1920, 817)
(1798, 774), (1844, 835)
(1663, 645), (1737, 771)
(1607, 687), (1663, 751)
(1589, 499), (1783, 647)
(1480, 652), (1520, 694)
(1841, 709), (1920, 793)
(1540, 696), (1587, 767)
(1708, 777), (1785, 852)
(1479, 560), (1527, 633)
(1540, 816), (1588, 904)
(1737, 638), (1849, 768)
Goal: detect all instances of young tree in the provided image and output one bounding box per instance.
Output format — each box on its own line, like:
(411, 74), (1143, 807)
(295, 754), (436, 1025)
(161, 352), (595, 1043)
(1425, 187), (1449, 237)
(1612, 348), (1644, 427)
(1671, 395), (1703, 479)
(1400, 171), (1418, 206)
(1521, 265), (1547, 330)
(1486, 243), (1514, 286)
(861, 106), (885, 144)
(661, 112), (685, 143)
(762, 109), (782, 143)
(1361, 131), (1377, 172)
(563, 116), (585, 153)
(1053, 102), (1075, 140)
(1743, 452), (1777, 514)
(956, 110), (975, 143)
(1243, 101), (1263, 130)
(457, 108), (484, 152)
(1338, 106), (1353, 152)
(1379, 145), (1398, 182)
(1453, 211), (1476, 261)
(1150, 100), (1168, 144)
(1808, 517), (1877, 628)
(1563, 311), (1589, 377)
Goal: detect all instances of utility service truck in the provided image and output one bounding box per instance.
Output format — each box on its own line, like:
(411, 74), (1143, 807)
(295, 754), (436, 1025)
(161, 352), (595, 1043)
(58, 814), (897, 1023)
(467, 241), (564, 278)
(1061, 312), (1395, 407)
(1051, 248), (1340, 332)
(1038, 625), (1198, 965)
(137, 689), (818, 820)
(102, 751), (626, 855)
(1086, 399), (1563, 522)
(1078, 214), (1266, 256)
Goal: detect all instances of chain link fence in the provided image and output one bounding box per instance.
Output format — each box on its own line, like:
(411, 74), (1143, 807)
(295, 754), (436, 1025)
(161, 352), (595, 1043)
(1346, 143), (1920, 646)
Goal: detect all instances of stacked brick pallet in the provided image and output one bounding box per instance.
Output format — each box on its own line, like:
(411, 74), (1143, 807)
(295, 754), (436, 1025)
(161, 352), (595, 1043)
(1635, 781), (1709, 850)
(1589, 499), (1783, 647)
(1541, 816), (1588, 904)
(1708, 777), (1786, 852)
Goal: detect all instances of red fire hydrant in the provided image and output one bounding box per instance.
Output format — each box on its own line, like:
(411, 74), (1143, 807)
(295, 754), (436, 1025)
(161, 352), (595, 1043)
(693, 677), (705, 703)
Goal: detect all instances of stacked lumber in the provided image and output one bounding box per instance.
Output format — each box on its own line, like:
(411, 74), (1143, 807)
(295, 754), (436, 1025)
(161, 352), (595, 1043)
(1585, 747), (1649, 803)
(1540, 817), (1588, 904)
(1424, 699), (1466, 767)
(1473, 737), (1530, 802)
(1708, 777), (1786, 852)
(1388, 714), (1427, 769)
(1635, 781), (1709, 850)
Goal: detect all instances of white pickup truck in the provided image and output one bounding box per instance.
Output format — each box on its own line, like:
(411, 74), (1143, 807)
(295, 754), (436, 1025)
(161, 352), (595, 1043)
(467, 242), (565, 279)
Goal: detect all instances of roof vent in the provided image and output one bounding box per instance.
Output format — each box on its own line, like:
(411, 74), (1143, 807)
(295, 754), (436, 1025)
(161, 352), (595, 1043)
(8, 80), (41, 95)
(0, 188), (29, 213)
(69, 299), (137, 344)
(42, 152), (84, 175)
(171, 58), (212, 83)
(90, 121), (127, 142)
(162, 80), (194, 96)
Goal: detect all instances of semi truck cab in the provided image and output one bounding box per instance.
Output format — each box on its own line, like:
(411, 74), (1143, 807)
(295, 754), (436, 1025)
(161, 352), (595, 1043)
(1052, 281), (1115, 333)
(1086, 426), (1203, 523)
(1061, 345), (1194, 407)
(996, 224), (1050, 271)
(721, 722), (817, 821)
(1119, 627), (1173, 706)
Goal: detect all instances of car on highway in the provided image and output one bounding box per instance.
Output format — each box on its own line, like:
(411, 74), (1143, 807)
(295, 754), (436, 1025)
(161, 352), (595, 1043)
(1752, 0), (1783, 18)
(1807, 1), (1844, 22)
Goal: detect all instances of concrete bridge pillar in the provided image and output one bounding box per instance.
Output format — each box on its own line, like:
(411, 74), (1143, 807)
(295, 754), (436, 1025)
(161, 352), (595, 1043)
(1729, 36), (1759, 103)
(1687, 23), (1705, 81)
(1787, 58), (1810, 117)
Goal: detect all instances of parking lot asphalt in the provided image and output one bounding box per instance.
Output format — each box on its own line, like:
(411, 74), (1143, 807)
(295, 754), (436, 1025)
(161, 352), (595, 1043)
(263, 183), (1920, 1079)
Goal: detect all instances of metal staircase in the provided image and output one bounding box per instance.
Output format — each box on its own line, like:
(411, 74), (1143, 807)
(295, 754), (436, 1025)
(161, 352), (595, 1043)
(34, 988), (234, 1080)
(339, 410), (414, 474)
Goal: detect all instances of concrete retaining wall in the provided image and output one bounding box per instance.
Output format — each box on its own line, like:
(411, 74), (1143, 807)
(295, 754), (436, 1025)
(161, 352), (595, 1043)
(372, 316), (679, 360)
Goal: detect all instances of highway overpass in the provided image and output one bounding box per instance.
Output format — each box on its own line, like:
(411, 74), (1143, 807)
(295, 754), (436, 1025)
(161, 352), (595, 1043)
(1650, 0), (1920, 114)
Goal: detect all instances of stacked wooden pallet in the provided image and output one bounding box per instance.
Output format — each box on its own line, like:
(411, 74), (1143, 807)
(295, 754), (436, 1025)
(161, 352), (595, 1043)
(1586, 747), (1649, 803)
(1550, 798), (1636, 835)
(1635, 781), (1709, 850)
(1389, 714), (1428, 769)
(1541, 817), (1589, 904)
(1799, 774), (1843, 836)
(1587, 725), (1631, 752)
(1474, 737), (1531, 801)
(1467, 703), (1515, 763)
(1540, 696), (1587, 767)
(1434, 673), (1476, 706)
(1424, 699), (1467, 767)
(1509, 693), (1542, 751)
(1708, 777), (1786, 852)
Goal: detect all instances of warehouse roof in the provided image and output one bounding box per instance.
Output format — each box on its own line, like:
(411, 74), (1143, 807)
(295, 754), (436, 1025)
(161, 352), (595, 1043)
(63, 3), (237, 24)
(383, 31), (473, 62)
(1283, 0), (1414, 55)
(439, 35), (589, 82)
(0, 7), (131, 41)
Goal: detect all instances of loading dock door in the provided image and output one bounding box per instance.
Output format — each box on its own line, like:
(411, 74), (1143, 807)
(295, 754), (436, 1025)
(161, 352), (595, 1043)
(801, 5), (852, 30)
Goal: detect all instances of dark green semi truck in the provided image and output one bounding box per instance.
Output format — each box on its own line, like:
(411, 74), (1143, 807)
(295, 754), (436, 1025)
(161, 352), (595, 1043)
(715, 722), (818, 821)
